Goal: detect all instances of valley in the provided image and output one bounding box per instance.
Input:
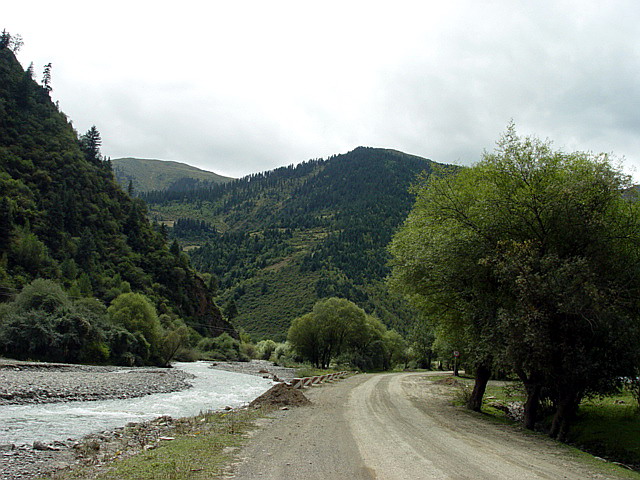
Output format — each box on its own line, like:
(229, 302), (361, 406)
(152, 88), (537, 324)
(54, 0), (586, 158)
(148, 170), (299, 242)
(137, 148), (457, 339)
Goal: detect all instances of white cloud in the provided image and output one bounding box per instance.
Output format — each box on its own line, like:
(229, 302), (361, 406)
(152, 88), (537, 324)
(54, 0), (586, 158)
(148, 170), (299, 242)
(4, 1), (639, 179)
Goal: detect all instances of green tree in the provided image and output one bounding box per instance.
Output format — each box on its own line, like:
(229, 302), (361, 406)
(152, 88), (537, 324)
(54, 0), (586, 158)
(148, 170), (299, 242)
(0, 197), (13, 252)
(41, 62), (52, 92)
(197, 332), (244, 361)
(14, 278), (70, 314)
(256, 339), (277, 360)
(0, 279), (105, 363)
(79, 125), (102, 164)
(287, 313), (322, 367)
(223, 299), (239, 321)
(11, 229), (51, 276)
(107, 292), (162, 362)
(389, 125), (640, 439)
(288, 297), (369, 368)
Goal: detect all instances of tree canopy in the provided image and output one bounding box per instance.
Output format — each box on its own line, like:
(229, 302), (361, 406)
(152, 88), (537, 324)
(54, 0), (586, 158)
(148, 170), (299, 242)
(287, 297), (405, 370)
(389, 124), (640, 439)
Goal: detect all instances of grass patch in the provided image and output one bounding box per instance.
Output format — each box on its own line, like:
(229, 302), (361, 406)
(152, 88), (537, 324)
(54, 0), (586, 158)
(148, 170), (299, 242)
(46, 408), (267, 480)
(568, 391), (640, 467)
(476, 381), (640, 476)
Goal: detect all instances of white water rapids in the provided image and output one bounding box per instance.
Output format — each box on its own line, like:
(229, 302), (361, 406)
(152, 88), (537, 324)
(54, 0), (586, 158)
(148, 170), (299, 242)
(0, 362), (274, 445)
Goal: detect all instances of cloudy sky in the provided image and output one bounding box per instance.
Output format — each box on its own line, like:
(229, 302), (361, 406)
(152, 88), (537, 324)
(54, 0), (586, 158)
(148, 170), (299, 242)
(5, 1), (640, 179)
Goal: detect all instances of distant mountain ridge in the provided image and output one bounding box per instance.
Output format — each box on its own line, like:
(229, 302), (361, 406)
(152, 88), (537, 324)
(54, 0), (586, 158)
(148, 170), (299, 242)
(142, 147), (460, 339)
(112, 157), (233, 193)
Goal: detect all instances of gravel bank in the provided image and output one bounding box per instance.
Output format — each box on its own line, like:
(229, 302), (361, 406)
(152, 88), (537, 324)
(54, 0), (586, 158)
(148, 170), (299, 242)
(209, 359), (297, 382)
(0, 359), (198, 479)
(0, 360), (282, 479)
(0, 415), (194, 480)
(0, 359), (193, 405)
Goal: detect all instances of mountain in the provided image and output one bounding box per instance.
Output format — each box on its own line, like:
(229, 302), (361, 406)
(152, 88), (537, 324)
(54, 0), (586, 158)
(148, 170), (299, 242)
(0, 43), (233, 344)
(112, 157), (233, 193)
(142, 147), (459, 339)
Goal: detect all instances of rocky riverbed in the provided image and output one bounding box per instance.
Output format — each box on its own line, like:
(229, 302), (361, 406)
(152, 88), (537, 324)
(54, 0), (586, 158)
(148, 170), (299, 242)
(0, 359), (193, 405)
(0, 359), (194, 479)
(0, 414), (194, 479)
(0, 359), (278, 479)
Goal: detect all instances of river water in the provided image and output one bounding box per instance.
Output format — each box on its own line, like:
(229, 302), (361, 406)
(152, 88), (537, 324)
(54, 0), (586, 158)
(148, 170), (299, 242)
(0, 362), (274, 445)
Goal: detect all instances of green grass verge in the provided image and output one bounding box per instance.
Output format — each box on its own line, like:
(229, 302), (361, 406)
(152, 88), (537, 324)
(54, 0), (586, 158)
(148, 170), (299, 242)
(45, 408), (267, 480)
(475, 381), (640, 477)
(568, 392), (640, 468)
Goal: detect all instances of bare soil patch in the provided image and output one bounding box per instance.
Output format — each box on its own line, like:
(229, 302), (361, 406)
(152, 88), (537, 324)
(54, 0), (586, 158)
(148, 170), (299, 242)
(248, 383), (311, 409)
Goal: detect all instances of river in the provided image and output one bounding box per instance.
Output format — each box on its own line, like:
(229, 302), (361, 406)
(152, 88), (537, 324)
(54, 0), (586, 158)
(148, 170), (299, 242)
(0, 362), (274, 445)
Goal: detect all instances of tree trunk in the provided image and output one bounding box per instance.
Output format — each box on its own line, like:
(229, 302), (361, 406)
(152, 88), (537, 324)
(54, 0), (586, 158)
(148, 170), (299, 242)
(523, 383), (541, 430)
(515, 369), (542, 430)
(467, 364), (491, 412)
(550, 391), (580, 441)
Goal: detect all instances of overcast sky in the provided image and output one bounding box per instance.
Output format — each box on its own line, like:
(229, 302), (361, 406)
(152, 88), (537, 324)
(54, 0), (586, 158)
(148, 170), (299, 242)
(5, 1), (640, 179)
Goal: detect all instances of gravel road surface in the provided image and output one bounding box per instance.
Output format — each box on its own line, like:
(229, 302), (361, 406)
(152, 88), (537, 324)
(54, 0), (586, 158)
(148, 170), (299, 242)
(231, 372), (623, 480)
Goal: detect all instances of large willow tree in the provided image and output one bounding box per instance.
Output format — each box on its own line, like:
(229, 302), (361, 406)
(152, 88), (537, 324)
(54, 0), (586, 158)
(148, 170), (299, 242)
(389, 124), (640, 440)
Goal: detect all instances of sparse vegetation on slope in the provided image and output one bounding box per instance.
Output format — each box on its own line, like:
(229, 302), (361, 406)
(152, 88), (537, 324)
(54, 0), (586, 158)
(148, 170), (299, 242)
(112, 157), (233, 193)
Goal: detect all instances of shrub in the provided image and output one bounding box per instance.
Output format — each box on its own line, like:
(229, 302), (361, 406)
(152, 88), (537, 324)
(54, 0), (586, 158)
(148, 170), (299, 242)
(0, 309), (60, 361)
(14, 278), (70, 314)
(107, 292), (162, 360)
(198, 333), (247, 361)
(256, 339), (277, 360)
(240, 342), (258, 359)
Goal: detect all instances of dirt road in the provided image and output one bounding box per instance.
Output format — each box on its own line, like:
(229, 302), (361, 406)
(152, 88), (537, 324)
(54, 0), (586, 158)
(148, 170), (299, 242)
(230, 372), (625, 480)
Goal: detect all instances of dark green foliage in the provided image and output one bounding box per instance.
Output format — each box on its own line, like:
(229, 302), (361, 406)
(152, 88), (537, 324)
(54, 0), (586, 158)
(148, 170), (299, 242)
(172, 218), (215, 240)
(390, 125), (640, 439)
(41, 63), (52, 92)
(0, 30), (23, 54)
(197, 332), (247, 361)
(14, 278), (69, 313)
(107, 292), (162, 361)
(0, 42), (234, 349)
(0, 279), (204, 366)
(0, 197), (12, 252)
(79, 125), (102, 164)
(0, 279), (104, 363)
(287, 297), (405, 370)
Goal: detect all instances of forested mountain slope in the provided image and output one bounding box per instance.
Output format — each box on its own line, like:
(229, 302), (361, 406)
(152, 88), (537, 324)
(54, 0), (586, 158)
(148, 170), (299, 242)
(142, 148), (459, 339)
(0, 44), (233, 339)
(112, 157), (233, 193)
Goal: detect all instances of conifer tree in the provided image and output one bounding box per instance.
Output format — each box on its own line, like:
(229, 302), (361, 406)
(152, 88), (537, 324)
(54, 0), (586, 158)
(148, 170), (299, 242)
(42, 63), (52, 92)
(0, 197), (12, 252)
(80, 126), (103, 164)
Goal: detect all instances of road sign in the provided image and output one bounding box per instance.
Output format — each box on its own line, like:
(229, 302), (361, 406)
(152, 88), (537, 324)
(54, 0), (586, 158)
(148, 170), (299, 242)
(453, 351), (460, 357)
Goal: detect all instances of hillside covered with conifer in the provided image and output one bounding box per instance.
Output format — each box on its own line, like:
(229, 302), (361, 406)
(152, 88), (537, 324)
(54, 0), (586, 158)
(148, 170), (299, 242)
(142, 148), (459, 339)
(0, 38), (234, 364)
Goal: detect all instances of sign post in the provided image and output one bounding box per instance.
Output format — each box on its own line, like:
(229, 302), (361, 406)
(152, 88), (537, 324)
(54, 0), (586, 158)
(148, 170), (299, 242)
(453, 351), (460, 377)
